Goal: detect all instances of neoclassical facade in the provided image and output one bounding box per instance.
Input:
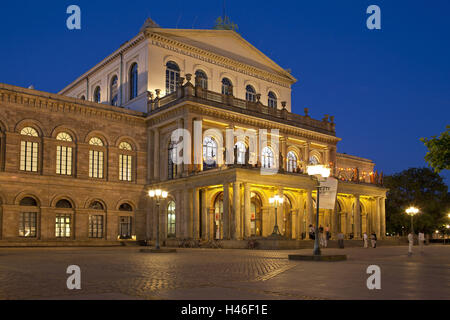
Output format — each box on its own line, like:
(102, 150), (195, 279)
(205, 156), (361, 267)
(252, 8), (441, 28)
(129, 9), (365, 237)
(0, 19), (386, 244)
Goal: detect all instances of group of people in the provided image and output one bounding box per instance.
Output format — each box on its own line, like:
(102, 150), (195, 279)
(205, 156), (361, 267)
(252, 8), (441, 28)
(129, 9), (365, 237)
(308, 224), (331, 248)
(363, 232), (378, 248)
(408, 231), (426, 256)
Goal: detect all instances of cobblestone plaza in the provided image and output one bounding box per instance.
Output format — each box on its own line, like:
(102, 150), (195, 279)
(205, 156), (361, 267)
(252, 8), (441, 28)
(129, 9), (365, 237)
(0, 245), (448, 300)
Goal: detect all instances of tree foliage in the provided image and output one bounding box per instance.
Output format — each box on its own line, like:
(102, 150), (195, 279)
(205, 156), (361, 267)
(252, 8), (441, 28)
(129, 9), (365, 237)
(420, 125), (450, 173)
(384, 168), (449, 235)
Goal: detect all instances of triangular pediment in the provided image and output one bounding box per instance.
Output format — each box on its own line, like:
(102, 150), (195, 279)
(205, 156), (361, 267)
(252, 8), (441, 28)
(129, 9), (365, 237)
(147, 29), (296, 83)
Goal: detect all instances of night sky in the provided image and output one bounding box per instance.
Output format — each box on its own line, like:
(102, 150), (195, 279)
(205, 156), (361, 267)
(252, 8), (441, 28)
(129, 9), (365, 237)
(1, 0), (449, 182)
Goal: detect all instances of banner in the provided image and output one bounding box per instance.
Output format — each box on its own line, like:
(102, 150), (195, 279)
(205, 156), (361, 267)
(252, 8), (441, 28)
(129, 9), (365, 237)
(319, 177), (338, 209)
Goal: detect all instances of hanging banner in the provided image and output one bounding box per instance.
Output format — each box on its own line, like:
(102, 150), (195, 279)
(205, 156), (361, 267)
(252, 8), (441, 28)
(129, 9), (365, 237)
(319, 177), (338, 209)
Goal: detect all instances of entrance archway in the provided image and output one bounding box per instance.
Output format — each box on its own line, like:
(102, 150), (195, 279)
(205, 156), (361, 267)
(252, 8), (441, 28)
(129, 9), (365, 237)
(250, 192), (262, 236)
(213, 193), (223, 239)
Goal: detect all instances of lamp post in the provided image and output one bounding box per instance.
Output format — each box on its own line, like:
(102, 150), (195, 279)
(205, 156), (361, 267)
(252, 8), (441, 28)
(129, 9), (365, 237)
(405, 206), (419, 234)
(307, 164), (331, 256)
(148, 188), (168, 250)
(269, 195), (284, 236)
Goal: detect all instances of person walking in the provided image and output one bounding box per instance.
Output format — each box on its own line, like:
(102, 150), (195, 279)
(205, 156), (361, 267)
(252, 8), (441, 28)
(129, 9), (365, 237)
(418, 231), (425, 253)
(371, 232), (377, 248)
(363, 232), (369, 248)
(337, 232), (345, 249)
(408, 232), (414, 256)
(309, 224), (315, 240)
(319, 225), (324, 247)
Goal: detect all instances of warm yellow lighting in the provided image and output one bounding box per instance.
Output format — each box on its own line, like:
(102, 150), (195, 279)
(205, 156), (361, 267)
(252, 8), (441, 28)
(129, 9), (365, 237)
(405, 207), (419, 216)
(132, 235), (136, 240)
(269, 195), (284, 205)
(307, 164), (331, 178)
(162, 191), (168, 199)
(155, 189), (162, 197)
(148, 190), (155, 197)
(446, 225), (450, 229)
(435, 230), (439, 234)
(448, 213), (450, 218)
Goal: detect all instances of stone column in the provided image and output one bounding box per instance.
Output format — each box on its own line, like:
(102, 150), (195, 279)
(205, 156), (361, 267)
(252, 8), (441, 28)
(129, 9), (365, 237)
(232, 182), (241, 239)
(193, 117), (203, 172)
(281, 137), (287, 170)
(193, 188), (200, 239)
(243, 183), (251, 238)
(223, 183), (230, 240)
(381, 197), (386, 239)
(201, 189), (208, 239)
(176, 118), (184, 178)
(175, 190), (182, 238)
(146, 196), (152, 240)
(183, 189), (193, 238)
(375, 197), (381, 237)
(354, 195), (361, 239)
(306, 188), (313, 238)
(147, 128), (153, 183)
(153, 128), (160, 181)
(332, 201), (339, 238)
(184, 116), (193, 174)
(304, 142), (310, 168)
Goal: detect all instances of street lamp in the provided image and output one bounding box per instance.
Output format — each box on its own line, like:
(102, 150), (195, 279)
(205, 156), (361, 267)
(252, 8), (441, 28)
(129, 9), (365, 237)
(405, 206), (419, 234)
(307, 164), (331, 256)
(148, 188), (168, 250)
(269, 194), (284, 236)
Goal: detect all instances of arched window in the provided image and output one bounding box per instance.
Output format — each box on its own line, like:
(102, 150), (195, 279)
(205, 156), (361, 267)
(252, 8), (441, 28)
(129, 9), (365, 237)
(287, 151), (297, 173)
(118, 142), (132, 182)
(195, 70), (208, 89)
(56, 199), (72, 208)
(119, 203), (133, 211)
(309, 155), (320, 165)
(88, 201), (104, 238)
(235, 141), (246, 164)
(89, 137), (104, 179)
(221, 78), (233, 95)
(56, 132), (73, 176)
(168, 141), (177, 180)
(166, 61), (180, 94)
(110, 75), (118, 106)
(261, 147), (274, 168)
(129, 63), (138, 100)
(167, 201), (176, 238)
(214, 193), (224, 239)
(93, 86), (101, 103)
(19, 197), (38, 237)
(89, 201), (104, 210)
(268, 91), (277, 108)
(20, 127), (39, 172)
(203, 136), (217, 169)
(245, 85), (256, 102)
(80, 95), (86, 100)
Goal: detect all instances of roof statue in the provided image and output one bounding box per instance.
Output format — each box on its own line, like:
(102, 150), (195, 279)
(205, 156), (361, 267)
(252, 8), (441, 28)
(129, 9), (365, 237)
(213, 16), (239, 32)
(140, 17), (160, 32)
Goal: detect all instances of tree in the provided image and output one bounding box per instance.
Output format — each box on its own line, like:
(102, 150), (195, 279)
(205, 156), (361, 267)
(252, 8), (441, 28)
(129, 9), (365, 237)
(420, 126), (450, 173)
(384, 168), (449, 235)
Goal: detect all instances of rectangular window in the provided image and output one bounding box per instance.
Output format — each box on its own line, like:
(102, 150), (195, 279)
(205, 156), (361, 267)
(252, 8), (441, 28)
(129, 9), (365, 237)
(19, 212), (37, 237)
(88, 215), (103, 238)
(55, 214), (71, 238)
(119, 154), (132, 181)
(56, 146), (72, 175)
(20, 141), (38, 172)
(119, 216), (132, 239)
(89, 150), (103, 178)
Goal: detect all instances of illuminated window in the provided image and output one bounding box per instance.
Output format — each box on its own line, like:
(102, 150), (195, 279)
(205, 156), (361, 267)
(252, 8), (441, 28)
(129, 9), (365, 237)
(287, 151), (297, 172)
(167, 201), (176, 237)
(88, 215), (103, 238)
(221, 78), (232, 95)
(94, 86), (101, 103)
(129, 63), (138, 100)
(89, 137), (104, 178)
(309, 155), (320, 165)
(268, 91), (277, 108)
(261, 147), (274, 168)
(166, 61), (180, 94)
(195, 70), (208, 89)
(56, 132), (73, 176)
(55, 214), (71, 238)
(235, 141), (246, 164)
(245, 85), (256, 102)
(19, 212), (37, 237)
(119, 142), (132, 181)
(119, 216), (132, 239)
(203, 136), (217, 169)
(110, 75), (118, 106)
(20, 127), (39, 172)
(168, 141), (177, 180)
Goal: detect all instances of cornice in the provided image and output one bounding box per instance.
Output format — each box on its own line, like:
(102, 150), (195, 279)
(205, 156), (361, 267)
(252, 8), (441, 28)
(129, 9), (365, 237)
(147, 32), (294, 89)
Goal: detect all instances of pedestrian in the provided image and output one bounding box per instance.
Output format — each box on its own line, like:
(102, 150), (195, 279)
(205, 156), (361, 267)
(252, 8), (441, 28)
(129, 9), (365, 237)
(418, 231), (425, 253)
(363, 232), (369, 248)
(408, 232), (414, 256)
(319, 225), (324, 247)
(309, 224), (315, 240)
(337, 232), (344, 249)
(325, 225), (330, 248)
(371, 232), (377, 248)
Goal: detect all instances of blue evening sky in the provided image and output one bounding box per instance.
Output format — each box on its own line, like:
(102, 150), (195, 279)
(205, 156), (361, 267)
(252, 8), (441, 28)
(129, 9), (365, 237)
(0, 0), (449, 182)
